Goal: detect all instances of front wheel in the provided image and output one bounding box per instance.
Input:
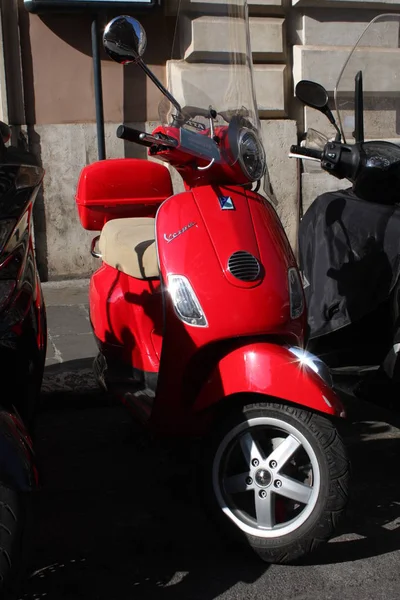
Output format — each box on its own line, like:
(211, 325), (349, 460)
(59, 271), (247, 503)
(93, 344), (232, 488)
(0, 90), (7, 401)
(204, 402), (349, 564)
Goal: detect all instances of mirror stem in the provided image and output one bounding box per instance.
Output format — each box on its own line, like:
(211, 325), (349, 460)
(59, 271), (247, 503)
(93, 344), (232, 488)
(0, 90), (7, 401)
(138, 59), (182, 116)
(325, 109), (341, 142)
(333, 124), (341, 142)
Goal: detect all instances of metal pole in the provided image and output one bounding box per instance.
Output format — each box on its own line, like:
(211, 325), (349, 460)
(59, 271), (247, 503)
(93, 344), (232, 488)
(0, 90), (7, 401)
(91, 16), (106, 160)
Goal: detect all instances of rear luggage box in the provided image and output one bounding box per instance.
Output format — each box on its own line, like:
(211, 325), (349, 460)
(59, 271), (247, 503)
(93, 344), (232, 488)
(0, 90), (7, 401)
(75, 158), (173, 230)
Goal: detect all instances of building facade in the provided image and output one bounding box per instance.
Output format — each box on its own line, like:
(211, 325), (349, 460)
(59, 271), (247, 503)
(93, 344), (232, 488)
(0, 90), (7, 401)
(0, 0), (399, 279)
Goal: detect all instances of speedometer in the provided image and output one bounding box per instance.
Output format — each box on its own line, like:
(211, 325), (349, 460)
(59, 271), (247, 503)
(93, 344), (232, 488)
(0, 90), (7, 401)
(238, 128), (266, 181)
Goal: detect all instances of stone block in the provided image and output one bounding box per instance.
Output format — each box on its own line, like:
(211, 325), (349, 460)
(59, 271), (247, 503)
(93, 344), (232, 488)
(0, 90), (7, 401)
(166, 0), (282, 14)
(167, 60), (287, 117)
(250, 0), (282, 4)
(261, 120), (299, 252)
(303, 106), (339, 139)
(294, 45), (400, 93)
(296, 43), (400, 141)
(35, 123), (105, 280)
(304, 102), (400, 142)
(183, 16), (284, 62)
(254, 65), (287, 117)
(293, 45), (350, 92)
(250, 18), (285, 60)
(298, 10), (392, 46)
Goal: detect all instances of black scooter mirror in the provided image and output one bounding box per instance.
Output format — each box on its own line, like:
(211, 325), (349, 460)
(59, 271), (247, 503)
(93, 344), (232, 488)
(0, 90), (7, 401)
(296, 80), (341, 141)
(296, 80), (329, 111)
(103, 16), (147, 64)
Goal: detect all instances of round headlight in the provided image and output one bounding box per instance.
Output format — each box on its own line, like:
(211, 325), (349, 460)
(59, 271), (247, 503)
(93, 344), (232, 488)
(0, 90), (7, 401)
(238, 129), (266, 182)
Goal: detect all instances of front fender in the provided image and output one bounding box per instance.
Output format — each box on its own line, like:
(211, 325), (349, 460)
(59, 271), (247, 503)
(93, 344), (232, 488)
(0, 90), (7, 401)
(194, 343), (345, 417)
(0, 411), (37, 492)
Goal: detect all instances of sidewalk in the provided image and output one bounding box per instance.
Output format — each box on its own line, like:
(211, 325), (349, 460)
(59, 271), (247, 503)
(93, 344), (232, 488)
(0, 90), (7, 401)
(42, 279), (98, 395)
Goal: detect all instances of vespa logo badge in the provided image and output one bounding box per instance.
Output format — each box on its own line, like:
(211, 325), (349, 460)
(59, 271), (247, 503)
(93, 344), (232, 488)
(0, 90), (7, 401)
(164, 222), (197, 244)
(219, 196), (235, 210)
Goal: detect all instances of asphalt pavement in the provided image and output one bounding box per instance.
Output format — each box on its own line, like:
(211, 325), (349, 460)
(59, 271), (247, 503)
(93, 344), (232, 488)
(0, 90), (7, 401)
(20, 280), (400, 600)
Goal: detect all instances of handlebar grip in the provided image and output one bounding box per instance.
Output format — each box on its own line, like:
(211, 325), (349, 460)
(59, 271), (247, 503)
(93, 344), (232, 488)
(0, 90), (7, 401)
(116, 125), (153, 147)
(290, 145), (323, 160)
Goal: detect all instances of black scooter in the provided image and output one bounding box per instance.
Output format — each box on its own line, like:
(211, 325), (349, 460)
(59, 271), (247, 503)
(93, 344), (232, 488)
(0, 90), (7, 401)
(290, 14), (400, 406)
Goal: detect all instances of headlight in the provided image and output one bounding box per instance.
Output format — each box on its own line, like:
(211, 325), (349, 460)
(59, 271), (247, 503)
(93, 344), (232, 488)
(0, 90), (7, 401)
(238, 128), (266, 182)
(168, 274), (207, 327)
(288, 267), (304, 319)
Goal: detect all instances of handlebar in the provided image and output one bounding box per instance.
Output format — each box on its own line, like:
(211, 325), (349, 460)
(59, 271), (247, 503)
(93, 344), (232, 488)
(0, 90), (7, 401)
(290, 138), (361, 184)
(116, 125), (178, 148)
(117, 125), (152, 146)
(290, 145), (323, 160)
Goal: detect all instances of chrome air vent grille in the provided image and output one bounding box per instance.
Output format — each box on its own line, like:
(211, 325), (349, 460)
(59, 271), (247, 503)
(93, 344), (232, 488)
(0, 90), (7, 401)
(228, 251), (260, 282)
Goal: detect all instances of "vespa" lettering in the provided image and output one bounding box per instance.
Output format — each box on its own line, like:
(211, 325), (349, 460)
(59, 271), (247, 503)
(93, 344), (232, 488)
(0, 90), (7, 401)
(164, 222), (197, 244)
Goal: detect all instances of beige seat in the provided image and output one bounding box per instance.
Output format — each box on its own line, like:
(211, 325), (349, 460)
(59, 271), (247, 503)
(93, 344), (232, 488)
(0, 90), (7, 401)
(98, 217), (158, 279)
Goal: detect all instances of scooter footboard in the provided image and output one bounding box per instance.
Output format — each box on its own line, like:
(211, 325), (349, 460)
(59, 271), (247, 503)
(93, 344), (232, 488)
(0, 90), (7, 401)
(194, 343), (345, 418)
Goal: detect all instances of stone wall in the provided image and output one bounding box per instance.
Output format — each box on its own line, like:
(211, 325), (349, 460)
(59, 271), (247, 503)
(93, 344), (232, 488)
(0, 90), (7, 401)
(292, 1), (400, 210)
(1, 0), (400, 278)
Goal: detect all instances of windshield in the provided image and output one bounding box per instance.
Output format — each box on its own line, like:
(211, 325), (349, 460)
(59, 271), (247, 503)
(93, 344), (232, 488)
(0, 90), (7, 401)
(335, 14), (400, 144)
(159, 0), (263, 154)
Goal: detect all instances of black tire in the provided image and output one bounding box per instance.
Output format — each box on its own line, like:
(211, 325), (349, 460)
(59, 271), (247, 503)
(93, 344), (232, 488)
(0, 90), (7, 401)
(0, 484), (30, 598)
(203, 401), (350, 564)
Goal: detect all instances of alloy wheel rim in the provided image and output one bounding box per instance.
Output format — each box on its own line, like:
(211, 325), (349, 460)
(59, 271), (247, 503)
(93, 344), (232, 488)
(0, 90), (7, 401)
(212, 416), (321, 538)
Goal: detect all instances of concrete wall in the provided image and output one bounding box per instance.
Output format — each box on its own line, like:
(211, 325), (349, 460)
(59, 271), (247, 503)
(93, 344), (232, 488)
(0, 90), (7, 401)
(1, 0), (400, 278)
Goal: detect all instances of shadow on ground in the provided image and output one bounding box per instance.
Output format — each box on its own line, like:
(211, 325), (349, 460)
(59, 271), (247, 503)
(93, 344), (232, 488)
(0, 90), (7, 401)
(18, 362), (400, 599)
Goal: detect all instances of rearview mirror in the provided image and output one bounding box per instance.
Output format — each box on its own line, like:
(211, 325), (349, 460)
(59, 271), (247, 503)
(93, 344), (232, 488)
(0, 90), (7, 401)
(103, 14), (183, 121)
(296, 80), (329, 111)
(296, 80), (341, 141)
(103, 16), (147, 65)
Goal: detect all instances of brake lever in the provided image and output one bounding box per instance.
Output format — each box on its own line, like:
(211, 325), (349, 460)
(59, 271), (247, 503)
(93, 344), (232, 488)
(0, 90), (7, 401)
(139, 132), (178, 148)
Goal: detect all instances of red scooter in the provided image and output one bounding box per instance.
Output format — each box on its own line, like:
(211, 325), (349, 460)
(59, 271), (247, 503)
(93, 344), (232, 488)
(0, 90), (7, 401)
(75, 4), (349, 563)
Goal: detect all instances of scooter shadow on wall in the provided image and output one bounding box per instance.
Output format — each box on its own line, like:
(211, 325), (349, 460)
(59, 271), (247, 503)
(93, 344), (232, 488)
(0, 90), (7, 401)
(33, 11), (176, 154)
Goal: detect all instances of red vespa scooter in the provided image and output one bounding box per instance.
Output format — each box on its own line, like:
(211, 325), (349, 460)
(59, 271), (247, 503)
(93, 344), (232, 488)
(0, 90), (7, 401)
(75, 5), (349, 563)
